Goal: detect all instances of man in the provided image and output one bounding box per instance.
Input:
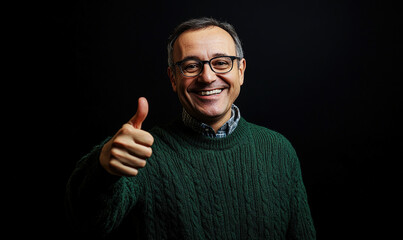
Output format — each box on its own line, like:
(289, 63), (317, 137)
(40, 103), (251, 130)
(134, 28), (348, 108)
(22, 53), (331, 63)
(66, 17), (316, 239)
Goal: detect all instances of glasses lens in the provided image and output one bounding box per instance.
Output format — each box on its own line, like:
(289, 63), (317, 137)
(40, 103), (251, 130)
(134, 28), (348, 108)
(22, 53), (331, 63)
(178, 56), (236, 77)
(211, 57), (233, 73)
(180, 60), (202, 76)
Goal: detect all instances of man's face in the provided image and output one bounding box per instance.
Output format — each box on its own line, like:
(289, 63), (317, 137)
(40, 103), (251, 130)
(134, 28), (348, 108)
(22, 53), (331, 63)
(168, 26), (246, 127)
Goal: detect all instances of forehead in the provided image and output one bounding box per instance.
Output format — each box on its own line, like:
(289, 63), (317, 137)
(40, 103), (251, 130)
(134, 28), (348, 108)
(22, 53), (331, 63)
(173, 26), (236, 61)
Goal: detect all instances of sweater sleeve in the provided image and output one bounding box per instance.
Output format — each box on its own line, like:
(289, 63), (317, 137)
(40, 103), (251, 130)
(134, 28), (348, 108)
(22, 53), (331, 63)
(65, 139), (141, 237)
(286, 146), (316, 240)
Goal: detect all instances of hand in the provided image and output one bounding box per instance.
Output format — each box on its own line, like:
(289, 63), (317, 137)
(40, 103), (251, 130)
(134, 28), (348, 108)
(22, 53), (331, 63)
(100, 97), (154, 176)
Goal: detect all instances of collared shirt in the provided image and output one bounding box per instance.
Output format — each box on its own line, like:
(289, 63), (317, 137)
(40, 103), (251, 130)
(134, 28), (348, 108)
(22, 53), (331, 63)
(182, 104), (241, 138)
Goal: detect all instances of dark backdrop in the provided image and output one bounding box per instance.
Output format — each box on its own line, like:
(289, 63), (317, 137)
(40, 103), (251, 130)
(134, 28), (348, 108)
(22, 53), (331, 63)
(34, 0), (401, 239)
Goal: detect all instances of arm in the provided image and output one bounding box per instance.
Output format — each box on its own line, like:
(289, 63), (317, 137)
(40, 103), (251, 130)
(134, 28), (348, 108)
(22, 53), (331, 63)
(65, 97), (153, 236)
(286, 149), (316, 240)
(65, 142), (141, 236)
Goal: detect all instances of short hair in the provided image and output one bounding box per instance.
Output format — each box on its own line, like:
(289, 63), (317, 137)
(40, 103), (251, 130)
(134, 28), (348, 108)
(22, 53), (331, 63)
(167, 17), (244, 70)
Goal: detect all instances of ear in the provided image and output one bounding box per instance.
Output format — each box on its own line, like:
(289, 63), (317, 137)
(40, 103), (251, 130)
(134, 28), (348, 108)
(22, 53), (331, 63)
(238, 58), (246, 86)
(167, 67), (177, 92)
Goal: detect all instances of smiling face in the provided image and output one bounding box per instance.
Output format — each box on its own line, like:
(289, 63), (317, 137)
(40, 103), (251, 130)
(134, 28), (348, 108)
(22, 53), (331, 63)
(168, 26), (246, 130)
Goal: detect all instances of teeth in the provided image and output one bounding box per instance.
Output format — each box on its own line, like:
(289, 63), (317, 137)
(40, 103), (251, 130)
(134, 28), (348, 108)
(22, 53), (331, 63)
(200, 89), (223, 96)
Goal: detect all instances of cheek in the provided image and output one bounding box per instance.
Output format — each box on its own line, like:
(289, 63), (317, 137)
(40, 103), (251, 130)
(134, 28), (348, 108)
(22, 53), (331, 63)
(176, 78), (192, 98)
(225, 79), (242, 102)
(177, 80), (187, 91)
(229, 84), (241, 100)
(223, 74), (242, 92)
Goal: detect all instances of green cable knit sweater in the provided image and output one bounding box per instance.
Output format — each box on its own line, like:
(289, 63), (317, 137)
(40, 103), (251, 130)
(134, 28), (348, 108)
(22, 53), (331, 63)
(66, 117), (316, 239)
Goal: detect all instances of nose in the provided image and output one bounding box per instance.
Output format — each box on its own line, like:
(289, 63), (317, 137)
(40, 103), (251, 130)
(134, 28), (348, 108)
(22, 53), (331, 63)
(197, 63), (216, 84)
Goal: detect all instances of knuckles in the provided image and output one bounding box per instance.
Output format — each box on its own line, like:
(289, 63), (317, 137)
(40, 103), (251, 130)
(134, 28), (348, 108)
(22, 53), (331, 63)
(119, 124), (154, 147)
(111, 136), (130, 149)
(144, 147), (153, 158)
(144, 134), (154, 147)
(138, 159), (147, 168)
(109, 147), (123, 159)
(120, 123), (135, 135)
(108, 159), (121, 170)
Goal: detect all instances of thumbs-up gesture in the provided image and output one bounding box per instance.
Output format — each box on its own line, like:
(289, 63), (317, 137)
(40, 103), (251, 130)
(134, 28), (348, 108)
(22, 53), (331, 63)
(100, 97), (154, 176)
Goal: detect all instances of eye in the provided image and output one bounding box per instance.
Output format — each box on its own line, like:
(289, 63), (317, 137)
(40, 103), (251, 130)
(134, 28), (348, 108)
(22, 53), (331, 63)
(182, 61), (201, 73)
(215, 61), (229, 66)
(212, 58), (231, 70)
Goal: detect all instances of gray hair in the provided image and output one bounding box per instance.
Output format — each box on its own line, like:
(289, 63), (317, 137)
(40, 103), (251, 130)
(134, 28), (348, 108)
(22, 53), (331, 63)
(167, 17), (244, 70)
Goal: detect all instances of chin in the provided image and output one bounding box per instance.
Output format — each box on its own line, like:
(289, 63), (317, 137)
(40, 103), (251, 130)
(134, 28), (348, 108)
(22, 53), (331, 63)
(196, 105), (229, 121)
(182, 94), (231, 122)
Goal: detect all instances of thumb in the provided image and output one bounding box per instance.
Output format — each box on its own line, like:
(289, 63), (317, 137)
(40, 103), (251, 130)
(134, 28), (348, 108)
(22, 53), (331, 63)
(128, 97), (149, 129)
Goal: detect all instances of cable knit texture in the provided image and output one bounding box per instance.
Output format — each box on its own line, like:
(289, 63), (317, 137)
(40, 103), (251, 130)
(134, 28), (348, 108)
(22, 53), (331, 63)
(66, 117), (316, 239)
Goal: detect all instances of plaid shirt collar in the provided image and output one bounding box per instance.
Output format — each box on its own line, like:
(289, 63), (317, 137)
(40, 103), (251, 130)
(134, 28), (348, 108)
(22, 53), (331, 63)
(182, 104), (241, 138)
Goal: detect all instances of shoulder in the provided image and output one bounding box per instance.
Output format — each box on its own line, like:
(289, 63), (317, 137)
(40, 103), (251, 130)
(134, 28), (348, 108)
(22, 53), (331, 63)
(243, 118), (291, 145)
(242, 118), (296, 154)
(149, 118), (182, 141)
(148, 118), (186, 151)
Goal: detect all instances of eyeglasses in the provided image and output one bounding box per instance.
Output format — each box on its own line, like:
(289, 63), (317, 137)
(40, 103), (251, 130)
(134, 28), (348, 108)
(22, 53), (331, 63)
(175, 56), (241, 77)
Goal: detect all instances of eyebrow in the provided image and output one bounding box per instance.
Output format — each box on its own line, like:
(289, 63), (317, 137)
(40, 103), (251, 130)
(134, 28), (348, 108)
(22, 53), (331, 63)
(178, 53), (229, 62)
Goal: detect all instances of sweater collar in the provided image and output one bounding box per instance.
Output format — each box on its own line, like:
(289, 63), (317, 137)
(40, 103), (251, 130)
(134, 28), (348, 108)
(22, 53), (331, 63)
(181, 104), (241, 138)
(161, 116), (250, 151)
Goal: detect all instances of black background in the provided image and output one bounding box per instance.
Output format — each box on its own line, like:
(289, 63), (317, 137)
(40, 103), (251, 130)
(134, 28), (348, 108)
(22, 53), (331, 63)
(24, 0), (401, 238)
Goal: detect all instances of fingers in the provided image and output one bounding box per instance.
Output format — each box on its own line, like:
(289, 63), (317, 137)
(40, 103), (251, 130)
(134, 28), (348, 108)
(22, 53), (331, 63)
(100, 124), (154, 177)
(108, 159), (141, 176)
(99, 97), (154, 177)
(110, 147), (147, 169)
(119, 123), (154, 147)
(112, 127), (153, 158)
(103, 141), (150, 177)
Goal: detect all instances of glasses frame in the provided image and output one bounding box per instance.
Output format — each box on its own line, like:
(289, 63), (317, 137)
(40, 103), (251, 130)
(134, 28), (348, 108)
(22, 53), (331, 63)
(175, 55), (241, 77)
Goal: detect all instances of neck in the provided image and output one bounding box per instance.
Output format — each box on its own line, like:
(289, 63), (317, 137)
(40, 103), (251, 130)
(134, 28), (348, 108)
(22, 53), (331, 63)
(205, 112), (231, 133)
(169, 117), (249, 150)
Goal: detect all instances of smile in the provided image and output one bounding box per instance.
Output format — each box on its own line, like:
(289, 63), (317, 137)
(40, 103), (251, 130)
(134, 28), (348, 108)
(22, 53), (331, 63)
(198, 89), (223, 96)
